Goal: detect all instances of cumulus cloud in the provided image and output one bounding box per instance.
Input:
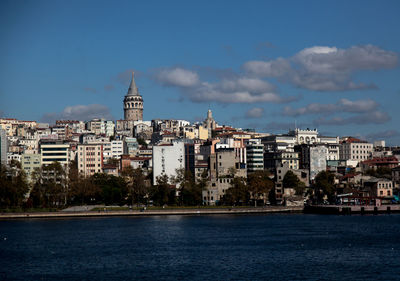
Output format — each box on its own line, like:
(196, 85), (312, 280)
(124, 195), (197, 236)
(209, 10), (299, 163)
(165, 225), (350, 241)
(313, 111), (390, 126)
(245, 107), (264, 118)
(243, 45), (398, 91)
(366, 130), (400, 141)
(189, 81), (295, 104)
(283, 98), (379, 116)
(243, 58), (291, 78)
(152, 67), (297, 104)
(154, 67), (200, 87)
(41, 104), (113, 124)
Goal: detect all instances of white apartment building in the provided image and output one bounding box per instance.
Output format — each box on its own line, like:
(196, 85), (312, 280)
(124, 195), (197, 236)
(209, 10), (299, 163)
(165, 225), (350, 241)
(262, 128), (339, 153)
(104, 121), (115, 137)
(103, 140), (125, 161)
(0, 128), (7, 165)
(246, 139), (264, 173)
(152, 141), (185, 185)
(40, 140), (70, 167)
(340, 140), (373, 163)
(77, 144), (103, 176)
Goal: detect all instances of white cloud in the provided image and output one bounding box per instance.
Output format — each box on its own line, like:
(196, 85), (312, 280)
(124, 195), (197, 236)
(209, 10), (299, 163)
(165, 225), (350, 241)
(155, 67), (200, 87)
(245, 107), (264, 118)
(283, 98), (379, 116)
(243, 58), (291, 77)
(313, 111), (390, 126)
(152, 66), (297, 104)
(189, 81), (293, 104)
(42, 104), (113, 124)
(243, 44), (398, 91)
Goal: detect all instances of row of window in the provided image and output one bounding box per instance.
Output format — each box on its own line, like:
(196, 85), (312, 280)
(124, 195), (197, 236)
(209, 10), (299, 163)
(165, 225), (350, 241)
(378, 183), (392, 188)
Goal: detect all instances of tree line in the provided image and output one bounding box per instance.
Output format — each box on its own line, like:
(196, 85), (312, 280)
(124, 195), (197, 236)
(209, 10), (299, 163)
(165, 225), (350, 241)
(0, 160), (337, 210)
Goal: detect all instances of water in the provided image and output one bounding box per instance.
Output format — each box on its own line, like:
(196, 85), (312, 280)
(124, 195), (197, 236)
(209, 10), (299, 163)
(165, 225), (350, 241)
(1, 214), (400, 281)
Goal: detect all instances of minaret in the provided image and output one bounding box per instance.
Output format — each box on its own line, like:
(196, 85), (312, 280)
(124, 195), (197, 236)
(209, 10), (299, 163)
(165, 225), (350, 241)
(204, 109), (216, 139)
(123, 72), (143, 121)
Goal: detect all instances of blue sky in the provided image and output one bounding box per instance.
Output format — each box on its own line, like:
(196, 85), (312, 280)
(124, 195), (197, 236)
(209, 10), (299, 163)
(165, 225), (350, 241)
(1, 0), (400, 144)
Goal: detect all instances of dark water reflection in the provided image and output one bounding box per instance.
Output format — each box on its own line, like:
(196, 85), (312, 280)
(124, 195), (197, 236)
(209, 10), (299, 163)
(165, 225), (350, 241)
(1, 214), (400, 280)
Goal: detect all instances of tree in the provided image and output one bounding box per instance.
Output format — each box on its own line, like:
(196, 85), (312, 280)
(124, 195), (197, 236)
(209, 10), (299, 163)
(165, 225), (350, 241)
(222, 177), (249, 206)
(0, 163), (29, 209)
(151, 174), (172, 206)
(92, 173), (127, 205)
(172, 168), (202, 206)
(282, 171), (305, 196)
(314, 171), (335, 203)
(29, 162), (67, 208)
(137, 137), (147, 147)
(122, 166), (147, 206)
(247, 170), (274, 206)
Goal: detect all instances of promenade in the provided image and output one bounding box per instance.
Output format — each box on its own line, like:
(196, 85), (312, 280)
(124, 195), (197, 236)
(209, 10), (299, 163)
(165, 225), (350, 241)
(0, 206), (303, 219)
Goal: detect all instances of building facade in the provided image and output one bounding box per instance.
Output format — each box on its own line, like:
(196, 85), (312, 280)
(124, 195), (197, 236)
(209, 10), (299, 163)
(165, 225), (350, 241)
(0, 128), (7, 165)
(246, 139), (264, 173)
(40, 140), (70, 167)
(152, 141), (185, 185)
(77, 144), (104, 176)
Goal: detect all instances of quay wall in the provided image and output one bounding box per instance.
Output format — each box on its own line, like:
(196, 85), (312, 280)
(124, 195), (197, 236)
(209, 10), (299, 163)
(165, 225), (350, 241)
(304, 205), (400, 215)
(0, 206), (303, 219)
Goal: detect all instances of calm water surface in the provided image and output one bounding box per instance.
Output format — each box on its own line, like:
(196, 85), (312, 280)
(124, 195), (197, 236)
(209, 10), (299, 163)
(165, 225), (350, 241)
(1, 214), (400, 281)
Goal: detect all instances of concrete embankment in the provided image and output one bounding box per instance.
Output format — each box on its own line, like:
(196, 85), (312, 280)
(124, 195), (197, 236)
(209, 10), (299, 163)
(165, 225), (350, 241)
(0, 206), (303, 219)
(304, 204), (400, 215)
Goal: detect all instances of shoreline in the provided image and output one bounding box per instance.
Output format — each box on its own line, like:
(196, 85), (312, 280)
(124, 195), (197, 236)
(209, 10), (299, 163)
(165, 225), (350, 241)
(0, 206), (303, 220)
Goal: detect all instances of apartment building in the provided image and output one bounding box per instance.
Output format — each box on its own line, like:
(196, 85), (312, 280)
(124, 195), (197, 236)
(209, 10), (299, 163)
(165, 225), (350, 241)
(77, 144), (103, 176)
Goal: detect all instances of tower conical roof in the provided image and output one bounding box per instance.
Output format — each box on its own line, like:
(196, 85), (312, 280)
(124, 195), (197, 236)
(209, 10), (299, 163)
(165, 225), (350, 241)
(126, 72), (139, 96)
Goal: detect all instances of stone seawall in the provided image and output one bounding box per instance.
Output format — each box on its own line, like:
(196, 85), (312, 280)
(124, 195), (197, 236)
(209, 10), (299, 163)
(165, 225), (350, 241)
(0, 206), (303, 219)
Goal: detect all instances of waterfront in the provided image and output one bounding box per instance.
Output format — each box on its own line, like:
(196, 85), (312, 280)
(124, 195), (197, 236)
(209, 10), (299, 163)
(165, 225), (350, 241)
(1, 214), (400, 280)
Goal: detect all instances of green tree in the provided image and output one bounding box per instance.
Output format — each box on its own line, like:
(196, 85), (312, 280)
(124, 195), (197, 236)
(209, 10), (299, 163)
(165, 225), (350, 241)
(247, 170), (274, 206)
(282, 170), (305, 196)
(29, 162), (67, 208)
(137, 137), (147, 147)
(151, 174), (172, 206)
(122, 166), (147, 206)
(314, 171), (336, 203)
(0, 163), (29, 209)
(172, 168), (202, 206)
(92, 173), (127, 205)
(222, 177), (249, 206)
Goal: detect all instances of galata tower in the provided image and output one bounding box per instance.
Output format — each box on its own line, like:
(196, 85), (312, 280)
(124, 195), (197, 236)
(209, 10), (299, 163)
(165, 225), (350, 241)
(123, 72), (143, 121)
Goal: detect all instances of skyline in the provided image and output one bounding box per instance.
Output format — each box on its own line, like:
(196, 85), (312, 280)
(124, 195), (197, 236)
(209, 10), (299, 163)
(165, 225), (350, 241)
(1, 0), (400, 144)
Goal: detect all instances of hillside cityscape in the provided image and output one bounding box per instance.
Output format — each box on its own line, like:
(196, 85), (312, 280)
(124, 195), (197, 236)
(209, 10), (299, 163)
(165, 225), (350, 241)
(1, 72), (399, 210)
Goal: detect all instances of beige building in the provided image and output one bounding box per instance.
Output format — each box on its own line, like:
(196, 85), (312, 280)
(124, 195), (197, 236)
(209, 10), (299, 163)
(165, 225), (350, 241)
(21, 153), (41, 181)
(376, 180), (393, 197)
(77, 144), (104, 176)
(204, 148), (246, 205)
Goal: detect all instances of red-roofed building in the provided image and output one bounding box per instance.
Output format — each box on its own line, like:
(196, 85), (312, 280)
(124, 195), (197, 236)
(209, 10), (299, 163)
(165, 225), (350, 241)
(360, 156), (399, 171)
